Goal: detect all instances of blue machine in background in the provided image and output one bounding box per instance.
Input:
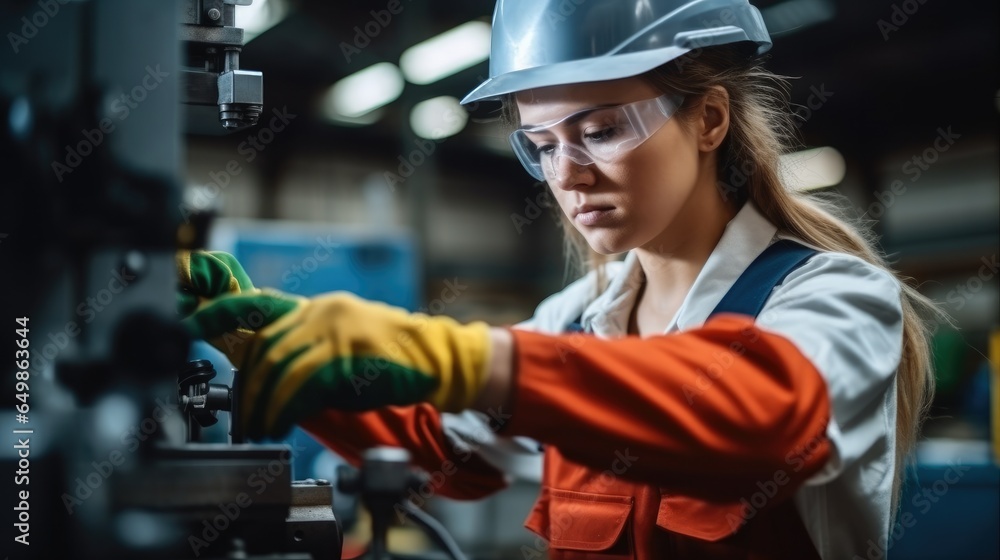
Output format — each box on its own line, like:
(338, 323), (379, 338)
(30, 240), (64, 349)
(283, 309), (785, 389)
(892, 441), (999, 560)
(233, 231), (419, 310)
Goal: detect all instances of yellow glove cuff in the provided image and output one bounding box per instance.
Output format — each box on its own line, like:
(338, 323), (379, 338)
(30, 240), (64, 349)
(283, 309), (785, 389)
(426, 320), (493, 412)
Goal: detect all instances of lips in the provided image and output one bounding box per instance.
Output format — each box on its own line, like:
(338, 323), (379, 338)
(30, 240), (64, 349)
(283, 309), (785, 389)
(573, 204), (616, 226)
(573, 204), (614, 217)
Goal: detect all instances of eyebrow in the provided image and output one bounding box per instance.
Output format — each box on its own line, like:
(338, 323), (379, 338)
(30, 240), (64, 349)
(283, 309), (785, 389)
(520, 103), (620, 130)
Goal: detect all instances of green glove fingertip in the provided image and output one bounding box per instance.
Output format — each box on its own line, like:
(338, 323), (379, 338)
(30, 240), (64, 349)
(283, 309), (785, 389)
(207, 251), (255, 292)
(183, 290), (303, 341)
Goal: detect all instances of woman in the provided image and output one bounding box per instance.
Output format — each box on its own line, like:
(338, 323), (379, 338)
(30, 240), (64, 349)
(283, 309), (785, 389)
(180, 1), (937, 557)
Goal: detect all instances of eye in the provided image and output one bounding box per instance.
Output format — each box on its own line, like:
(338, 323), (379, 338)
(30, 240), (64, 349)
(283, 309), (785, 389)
(521, 131), (557, 157)
(531, 142), (556, 157)
(584, 126), (621, 143)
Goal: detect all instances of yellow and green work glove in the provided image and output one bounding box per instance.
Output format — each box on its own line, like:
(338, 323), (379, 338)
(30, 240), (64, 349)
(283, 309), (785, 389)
(183, 289), (493, 440)
(176, 250), (257, 317)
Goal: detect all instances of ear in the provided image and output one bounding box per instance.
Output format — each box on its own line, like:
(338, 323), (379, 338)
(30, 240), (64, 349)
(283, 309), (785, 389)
(695, 85), (730, 153)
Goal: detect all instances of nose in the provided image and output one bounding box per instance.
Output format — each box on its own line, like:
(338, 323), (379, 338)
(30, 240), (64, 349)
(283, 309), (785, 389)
(546, 147), (595, 190)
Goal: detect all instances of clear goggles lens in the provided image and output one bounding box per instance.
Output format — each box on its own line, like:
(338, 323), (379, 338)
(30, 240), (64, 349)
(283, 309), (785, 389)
(509, 94), (684, 181)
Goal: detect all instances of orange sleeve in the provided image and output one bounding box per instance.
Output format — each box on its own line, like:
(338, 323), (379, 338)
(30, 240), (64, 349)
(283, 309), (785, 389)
(504, 314), (831, 502)
(300, 404), (508, 500)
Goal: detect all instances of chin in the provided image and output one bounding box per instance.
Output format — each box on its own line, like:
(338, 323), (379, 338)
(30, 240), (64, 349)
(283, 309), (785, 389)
(583, 231), (636, 256)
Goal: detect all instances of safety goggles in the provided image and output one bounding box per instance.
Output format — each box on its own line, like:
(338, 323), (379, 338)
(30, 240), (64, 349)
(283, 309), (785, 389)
(509, 93), (684, 181)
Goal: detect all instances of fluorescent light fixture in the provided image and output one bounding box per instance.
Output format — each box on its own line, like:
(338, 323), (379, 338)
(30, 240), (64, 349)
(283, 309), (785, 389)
(410, 96), (468, 139)
(237, 0), (288, 41)
(319, 107), (385, 127)
(400, 21), (491, 85)
(779, 146), (846, 191)
(323, 62), (404, 119)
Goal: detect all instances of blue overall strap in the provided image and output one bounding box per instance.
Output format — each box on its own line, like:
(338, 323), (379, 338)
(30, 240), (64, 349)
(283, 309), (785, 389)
(564, 239), (816, 332)
(709, 239), (817, 319)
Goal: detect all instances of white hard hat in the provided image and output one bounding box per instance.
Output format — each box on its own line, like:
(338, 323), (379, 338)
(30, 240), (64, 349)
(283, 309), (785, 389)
(462, 0), (771, 105)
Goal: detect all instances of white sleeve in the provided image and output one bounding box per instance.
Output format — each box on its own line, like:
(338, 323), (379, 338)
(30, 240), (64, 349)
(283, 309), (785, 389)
(447, 262), (628, 481)
(438, 270), (602, 480)
(755, 251), (904, 483)
(440, 411), (544, 483)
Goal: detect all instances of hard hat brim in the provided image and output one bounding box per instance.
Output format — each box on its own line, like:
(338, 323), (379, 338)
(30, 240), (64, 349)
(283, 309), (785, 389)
(460, 45), (692, 105)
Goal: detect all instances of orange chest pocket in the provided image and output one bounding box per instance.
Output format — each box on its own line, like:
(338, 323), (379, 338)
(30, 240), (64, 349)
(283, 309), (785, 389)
(525, 487), (635, 559)
(655, 493), (745, 541)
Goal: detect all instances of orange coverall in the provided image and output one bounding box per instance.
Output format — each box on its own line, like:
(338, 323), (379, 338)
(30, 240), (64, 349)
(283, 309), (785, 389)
(302, 314), (831, 559)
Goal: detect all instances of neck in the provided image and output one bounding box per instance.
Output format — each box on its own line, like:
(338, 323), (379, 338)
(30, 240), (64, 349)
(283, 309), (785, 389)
(634, 179), (739, 313)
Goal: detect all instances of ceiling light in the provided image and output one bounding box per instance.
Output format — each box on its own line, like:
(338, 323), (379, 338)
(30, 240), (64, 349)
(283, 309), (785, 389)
(237, 0), (288, 41)
(323, 62), (404, 119)
(779, 146), (846, 191)
(400, 21), (491, 85)
(318, 107), (385, 127)
(410, 96), (468, 139)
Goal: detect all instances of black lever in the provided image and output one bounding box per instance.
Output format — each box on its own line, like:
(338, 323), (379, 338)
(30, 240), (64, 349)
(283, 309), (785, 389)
(338, 447), (468, 560)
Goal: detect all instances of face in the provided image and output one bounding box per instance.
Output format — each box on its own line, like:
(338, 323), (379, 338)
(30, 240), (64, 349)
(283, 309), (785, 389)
(515, 77), (713, 255)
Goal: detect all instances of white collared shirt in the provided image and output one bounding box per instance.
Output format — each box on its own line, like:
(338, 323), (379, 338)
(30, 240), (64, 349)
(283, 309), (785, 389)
(444, 201), (903, 559)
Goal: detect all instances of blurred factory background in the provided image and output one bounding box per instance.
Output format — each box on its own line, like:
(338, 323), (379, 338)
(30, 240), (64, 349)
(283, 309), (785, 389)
(1, 0), (997, 559)
(184, 0), (1000, 350)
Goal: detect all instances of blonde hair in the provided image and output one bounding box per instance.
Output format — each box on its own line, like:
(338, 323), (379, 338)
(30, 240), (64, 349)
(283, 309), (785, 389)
(505, 44), (940, 515)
